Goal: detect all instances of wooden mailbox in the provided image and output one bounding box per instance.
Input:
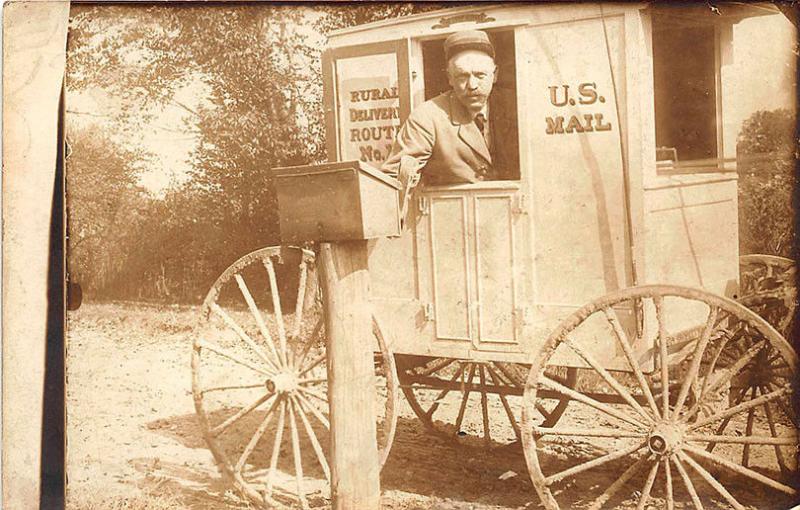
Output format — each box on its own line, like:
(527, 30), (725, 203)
(273, 160), (401, 242)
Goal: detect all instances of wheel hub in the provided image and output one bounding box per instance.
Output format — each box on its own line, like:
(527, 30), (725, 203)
(647, 422), (684, 456)
(266, 372), (299, 394)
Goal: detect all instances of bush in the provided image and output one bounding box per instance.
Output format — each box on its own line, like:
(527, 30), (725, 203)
(737, 108), (797, 258)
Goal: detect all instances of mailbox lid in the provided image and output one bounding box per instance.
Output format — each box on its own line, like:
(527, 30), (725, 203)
(273, 160), (400, 189)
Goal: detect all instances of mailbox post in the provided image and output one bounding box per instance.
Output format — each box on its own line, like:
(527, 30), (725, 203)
(318, 241), (381, 510)
(273, 160), (401, 510)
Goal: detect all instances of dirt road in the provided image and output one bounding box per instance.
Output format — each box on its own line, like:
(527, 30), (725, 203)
(66, 303), (536, 509)
(66, 302), (795, 510)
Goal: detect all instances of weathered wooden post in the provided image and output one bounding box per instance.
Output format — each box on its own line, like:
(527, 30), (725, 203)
(318, 241), (381, 510)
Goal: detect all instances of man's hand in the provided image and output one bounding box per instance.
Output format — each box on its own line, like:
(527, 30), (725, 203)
(398, 155), (421, 229)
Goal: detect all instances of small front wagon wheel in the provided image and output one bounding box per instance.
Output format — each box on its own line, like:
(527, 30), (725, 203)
(399, 358), (575, 448)
(739, 254), (796, 336)
(191, 246), (398, 509)
(522, 285), (798, 510)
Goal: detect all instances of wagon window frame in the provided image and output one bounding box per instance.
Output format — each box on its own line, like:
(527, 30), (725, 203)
(414, 26), (522, 186)
(651, 12), (728, 175)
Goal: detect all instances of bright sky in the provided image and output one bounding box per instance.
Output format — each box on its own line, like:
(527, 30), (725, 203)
(728, 14), (797, 130)
(67, 12), (797, 196)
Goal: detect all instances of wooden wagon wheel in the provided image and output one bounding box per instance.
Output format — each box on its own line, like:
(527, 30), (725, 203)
(522, 285), (798, 510)
(191, 246), (398, 509)
(738, 254), (796, 337)
(399, 357), (576, 448)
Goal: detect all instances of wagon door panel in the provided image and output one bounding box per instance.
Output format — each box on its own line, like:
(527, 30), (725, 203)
(421, 187), (525, 352)
(474, 194), (519, 347)
(429, 195), (472, 342)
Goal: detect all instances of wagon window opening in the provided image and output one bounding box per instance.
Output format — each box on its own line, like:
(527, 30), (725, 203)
(653, 20), (719, 170)
(421, 30), (520, 181)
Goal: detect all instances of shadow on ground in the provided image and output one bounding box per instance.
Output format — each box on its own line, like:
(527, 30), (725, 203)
(145, 412), (541, 508)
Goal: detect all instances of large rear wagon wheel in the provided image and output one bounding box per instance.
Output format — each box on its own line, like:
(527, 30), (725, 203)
(191, 246), (398, 509)
(399, 357), (575, 448)
(522, 285), (798, 510)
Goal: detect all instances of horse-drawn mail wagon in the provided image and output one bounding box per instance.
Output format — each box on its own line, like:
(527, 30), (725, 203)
(191, 3), (797, 509)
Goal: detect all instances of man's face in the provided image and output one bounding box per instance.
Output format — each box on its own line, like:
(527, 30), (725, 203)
(447, 50), (497, 114)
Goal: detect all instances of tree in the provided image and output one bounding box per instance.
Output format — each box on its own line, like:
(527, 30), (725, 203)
(65, 126), (153, 297)
(737, 108), (797, 257)
(66, 3), (444, 302)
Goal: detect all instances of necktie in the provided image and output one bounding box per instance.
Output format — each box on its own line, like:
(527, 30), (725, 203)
(474, 112), (491, 154)
(474, 113), (486, 135)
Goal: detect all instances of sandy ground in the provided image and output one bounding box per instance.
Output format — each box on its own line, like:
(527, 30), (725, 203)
(65, 303), (535, 510)
(65, 302), (797, 510)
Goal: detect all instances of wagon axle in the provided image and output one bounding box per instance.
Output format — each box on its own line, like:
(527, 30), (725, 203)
(647, 422), (684, 456)
(265, 372), (299, 394)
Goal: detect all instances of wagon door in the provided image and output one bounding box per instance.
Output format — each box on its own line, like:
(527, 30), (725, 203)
(420, 184), (528, 353)
(415, 28), (528, 354)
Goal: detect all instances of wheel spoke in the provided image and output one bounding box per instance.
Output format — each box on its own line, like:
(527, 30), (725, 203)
(777, 301), (795, 334)
(654, 297), (670, 419)
(292, 261), (309, 341)
(585, 456), (647, 510)
(687, 433), (798, 445)
(298, 385), (329, 406)
(742, 387), (757, 467)
(544, 440), (646, 486)
(236, 396), (283, 473)
(287, 397), (309, 509)
(539, 375), (645, 429)
(691, 385), (791, 430)
(424, 363), (467, 419)
(211, 392), (275, 437)
(673, 306), (719, 418)
(264, 399), (286, 498)
(664, 457), (674, 510)
(295, 390), (330, 430)
(232, 276), (282, 370)
(478, 366), (491, 446)
(210, 302), (278, 372)
(299, 353), (326, 378)
(562, 335), (654, 424)
(486, 367), (521, 441)
(299, 377), (327, 386)
(687, 339), (768, 420)
(759, 385), (791, 474)
(764, 381), (796, 421)
(295, 317), (324, 370)
(417, 358), (456, 377)
(695, 327), (735, 409)
(682, 443), (797, 495)
(202, 382), (265, 394)
(454, 363), (477, 436)
(534, 427), (646, 439)
(635, 459), (659, 510)
(292, 396), (330, 483)
(197, 339), (271, 377)
(263, 257), (288, 364)
(604, 307), (661, 419)
(680, 451), (745, 510)
(492, 362), (524, 388)
(705, 387), (747, 453)
(672, 455), (704, 510)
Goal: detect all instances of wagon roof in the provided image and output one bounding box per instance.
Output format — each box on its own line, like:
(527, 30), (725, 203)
(326, 3), (537, 38)
(328, 1), (780, 40)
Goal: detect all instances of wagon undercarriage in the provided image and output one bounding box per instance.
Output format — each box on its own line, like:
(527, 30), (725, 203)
(190, 246), (798, 509)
